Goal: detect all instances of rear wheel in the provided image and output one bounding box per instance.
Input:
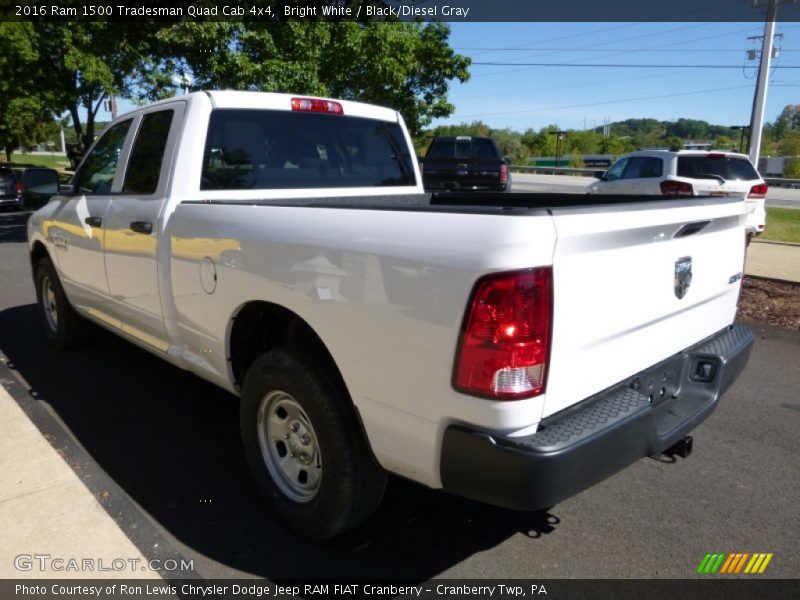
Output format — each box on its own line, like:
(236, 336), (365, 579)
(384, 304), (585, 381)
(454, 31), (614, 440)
(240, 349), (386, 539)
(34, 257), (93, 349)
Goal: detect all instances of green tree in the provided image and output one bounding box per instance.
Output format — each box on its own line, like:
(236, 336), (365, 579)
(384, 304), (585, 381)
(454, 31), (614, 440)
(158, 21), (470, 136)
(0, 23), (54, 160)
(490, 128), (527, 164)
(778, 132), (800, 157)
(598, 135), (631, 155)
(713, 135), (735, 151)
(663, 136), (684, 151)
(0, 21), (172, 152)
(784, 157), (800, 178)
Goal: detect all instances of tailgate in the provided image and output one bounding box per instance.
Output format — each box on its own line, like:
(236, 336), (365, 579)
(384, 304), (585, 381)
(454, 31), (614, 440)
(543, 197), (746, 418)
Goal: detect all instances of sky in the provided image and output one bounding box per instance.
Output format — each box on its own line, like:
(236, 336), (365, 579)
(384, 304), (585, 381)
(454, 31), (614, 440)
(106, 21), (800, 135)
(431, 21), (800, 133)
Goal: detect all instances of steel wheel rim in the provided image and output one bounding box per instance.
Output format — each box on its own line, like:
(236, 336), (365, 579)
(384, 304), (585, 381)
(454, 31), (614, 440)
(41, 275), (58, 332)
(257, 390), (322, 503)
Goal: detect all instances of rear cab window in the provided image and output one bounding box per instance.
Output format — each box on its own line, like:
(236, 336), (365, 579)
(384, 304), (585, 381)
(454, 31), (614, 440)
(201, 109), (415, 190)
(426, 137), (501, 159)
(677, 156), (760, 181)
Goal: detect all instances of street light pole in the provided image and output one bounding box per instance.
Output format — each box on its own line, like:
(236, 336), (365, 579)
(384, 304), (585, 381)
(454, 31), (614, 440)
(731, 125), (749, 153)
(550, 130), (567, 168)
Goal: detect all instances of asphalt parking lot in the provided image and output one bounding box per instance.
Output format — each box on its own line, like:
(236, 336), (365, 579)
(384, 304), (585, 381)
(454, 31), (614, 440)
(0, 209), (798, 581)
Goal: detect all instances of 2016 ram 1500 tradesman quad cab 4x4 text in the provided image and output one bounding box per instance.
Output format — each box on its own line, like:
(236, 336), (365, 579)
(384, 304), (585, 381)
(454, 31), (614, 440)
(28, 92), (754, 538)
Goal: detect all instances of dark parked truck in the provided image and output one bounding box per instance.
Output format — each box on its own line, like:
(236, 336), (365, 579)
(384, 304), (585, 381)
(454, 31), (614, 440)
(420, 135), (510, 192)
(29, 91), (754, 539)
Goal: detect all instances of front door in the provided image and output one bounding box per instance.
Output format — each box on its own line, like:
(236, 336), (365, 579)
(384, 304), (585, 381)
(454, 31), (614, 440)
(48, 119), (133, 314)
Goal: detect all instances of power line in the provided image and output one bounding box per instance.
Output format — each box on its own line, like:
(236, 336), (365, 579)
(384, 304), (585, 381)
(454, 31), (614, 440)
(458, 47), (800, 53)
(470, 25), (759, 79)
(472, 62), (800, 69)
(470, 23), (714, 77)
(452, 84), (755, 120)
(457, 68), (697, 102)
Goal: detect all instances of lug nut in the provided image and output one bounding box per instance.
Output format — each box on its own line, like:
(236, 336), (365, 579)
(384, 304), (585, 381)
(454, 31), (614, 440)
(300, 434), (311, 445)
(290, 422), (300, 433)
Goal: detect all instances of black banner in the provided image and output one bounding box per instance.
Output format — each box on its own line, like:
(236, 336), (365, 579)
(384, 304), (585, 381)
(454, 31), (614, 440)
(5, 0), (800, 23)
(3, 579), (800, 600)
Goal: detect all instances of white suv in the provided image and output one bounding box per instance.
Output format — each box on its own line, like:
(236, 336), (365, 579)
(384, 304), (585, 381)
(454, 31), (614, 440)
(587, 150), (767, 241)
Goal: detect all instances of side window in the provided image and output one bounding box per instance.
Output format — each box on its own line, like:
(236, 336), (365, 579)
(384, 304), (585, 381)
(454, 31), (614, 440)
(623, 157), (663, 179)
(605, 158), (629, 181)
(74, 119), (132, 194)
(123, 110), (175, 194)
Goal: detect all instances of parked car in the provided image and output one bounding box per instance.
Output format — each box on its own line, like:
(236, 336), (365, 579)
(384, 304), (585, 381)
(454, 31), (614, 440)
(0, 166), (23, 210)
(420, 135), (510, 192)
(28, 91), (753, 538)
(587, 150), (767, 243)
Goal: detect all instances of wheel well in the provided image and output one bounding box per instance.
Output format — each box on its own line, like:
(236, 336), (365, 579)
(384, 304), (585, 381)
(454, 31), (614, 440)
(229, 301), (379, 468)
(30, 241), (50, 271)
(229, 301), (343, 392)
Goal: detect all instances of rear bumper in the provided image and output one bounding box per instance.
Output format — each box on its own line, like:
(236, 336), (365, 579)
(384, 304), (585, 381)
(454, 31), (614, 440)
(440, 324), (754, 510)
(0, 196), (22, 208)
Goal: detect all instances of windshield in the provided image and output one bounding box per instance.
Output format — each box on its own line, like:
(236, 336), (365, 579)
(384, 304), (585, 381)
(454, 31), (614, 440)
(677, 156), (760, 181)
(201, 109), (415, 190)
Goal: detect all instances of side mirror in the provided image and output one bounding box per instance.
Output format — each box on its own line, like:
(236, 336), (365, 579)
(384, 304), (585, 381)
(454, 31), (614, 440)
(593, 170), (607, 180)
(504, 157), (512, 165)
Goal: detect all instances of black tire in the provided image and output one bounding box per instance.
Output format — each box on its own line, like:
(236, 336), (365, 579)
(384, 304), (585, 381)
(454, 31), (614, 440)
(34, 257), (93, 349)
(240, 349), (386, 539)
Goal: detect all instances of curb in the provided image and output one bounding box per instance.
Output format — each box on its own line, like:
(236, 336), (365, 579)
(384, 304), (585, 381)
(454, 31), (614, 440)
(744, 274), (800, 287)
(752, 239), (800, 248)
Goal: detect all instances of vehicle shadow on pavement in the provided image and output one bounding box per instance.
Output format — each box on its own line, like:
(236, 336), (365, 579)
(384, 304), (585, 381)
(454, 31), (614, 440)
(0, 303), (560, 580)
(0, 212), (30, 244)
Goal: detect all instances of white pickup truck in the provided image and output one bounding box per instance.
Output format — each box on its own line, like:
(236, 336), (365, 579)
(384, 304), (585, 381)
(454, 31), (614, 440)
(28, 91), (754, 539)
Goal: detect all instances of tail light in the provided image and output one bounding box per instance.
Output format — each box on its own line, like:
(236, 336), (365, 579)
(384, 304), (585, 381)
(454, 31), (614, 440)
(748, 183), (768, 198)
(661, 180), (694, 196)
(500, 163), (508, 184)
(707, 153), (725, 159)
(16, 181), (23, 195)
(290, 97), (343, 115)
(454, 268), (552, 400)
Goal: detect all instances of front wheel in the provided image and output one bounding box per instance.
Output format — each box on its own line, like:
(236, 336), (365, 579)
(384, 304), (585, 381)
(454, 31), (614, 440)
(34, 257), (93, 349)
(240, 349), (386, 539)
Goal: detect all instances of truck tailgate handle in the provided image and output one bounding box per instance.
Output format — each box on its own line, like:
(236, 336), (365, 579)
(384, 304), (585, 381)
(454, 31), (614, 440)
(130, 221), (153, 235)
(674, 220), (711, 238)
(84, 216), (101, 227)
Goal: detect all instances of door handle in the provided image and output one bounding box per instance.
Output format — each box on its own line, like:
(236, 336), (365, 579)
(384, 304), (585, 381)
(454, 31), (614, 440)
(84, 216), (102, 227)
(130, 221), (153, 235)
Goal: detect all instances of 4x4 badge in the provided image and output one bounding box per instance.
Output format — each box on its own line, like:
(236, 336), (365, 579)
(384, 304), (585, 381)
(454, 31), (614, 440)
(675, 256), (692, 299)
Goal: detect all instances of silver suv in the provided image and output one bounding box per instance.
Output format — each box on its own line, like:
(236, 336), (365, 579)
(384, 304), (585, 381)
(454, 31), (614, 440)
(587, 150), (766, 242)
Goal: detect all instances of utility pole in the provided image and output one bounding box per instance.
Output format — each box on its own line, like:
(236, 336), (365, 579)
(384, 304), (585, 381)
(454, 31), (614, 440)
(748, 0), (778, 166)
